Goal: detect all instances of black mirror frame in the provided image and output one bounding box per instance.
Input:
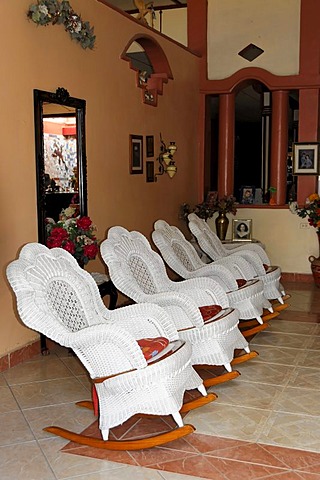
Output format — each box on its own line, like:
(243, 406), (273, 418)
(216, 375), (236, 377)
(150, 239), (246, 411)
(33, 87), (87, 243)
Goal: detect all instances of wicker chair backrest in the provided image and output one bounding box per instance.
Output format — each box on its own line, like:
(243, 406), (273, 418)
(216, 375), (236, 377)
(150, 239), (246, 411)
(7, 243), (106, 334)
(102, 228), (172, 299)
(152, 220), (206, 276)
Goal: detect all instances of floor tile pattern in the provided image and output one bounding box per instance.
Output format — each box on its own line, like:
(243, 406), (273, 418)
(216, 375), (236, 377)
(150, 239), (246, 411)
(1, 282), (320, 479)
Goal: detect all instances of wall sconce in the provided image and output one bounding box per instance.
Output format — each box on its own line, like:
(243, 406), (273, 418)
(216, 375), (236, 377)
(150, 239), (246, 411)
(155, 133), (177, 181)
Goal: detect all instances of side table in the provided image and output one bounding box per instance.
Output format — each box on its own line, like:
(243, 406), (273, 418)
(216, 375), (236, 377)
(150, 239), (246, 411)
(222, 238), (266, 250)
(40, 272), (118, 355)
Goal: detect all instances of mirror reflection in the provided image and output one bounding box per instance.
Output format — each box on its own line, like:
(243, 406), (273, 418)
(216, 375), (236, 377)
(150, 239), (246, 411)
(34, 88), (87, 243)
(43, 105), (79, 220)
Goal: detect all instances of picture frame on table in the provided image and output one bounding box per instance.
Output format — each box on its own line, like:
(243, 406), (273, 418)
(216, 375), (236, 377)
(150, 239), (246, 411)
(240, 185), (255, 204)
(206, 191), (218, 207)
(129, 135), (143, 174)
(293, 142), (320, 175)
(232, 219), (252, 242)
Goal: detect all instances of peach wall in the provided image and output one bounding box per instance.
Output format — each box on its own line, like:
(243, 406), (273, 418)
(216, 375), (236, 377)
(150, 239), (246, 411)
(0, 0), (200, 357)
(207, 208), (317, 275)
(207, 0), (301, 80)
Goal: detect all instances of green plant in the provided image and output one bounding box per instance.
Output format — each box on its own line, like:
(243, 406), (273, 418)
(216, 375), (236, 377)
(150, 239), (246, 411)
(179, 195), (237, 222)
(27, 0), (96, 50)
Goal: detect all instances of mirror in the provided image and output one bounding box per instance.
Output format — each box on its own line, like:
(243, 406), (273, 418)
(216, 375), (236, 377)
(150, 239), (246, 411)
(34, 88), (87, 243)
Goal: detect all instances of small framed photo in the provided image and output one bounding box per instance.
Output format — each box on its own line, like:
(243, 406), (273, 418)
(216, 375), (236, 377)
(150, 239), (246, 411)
(146, 161), (155, 182)
(146, 135), (154, 157)
(240, 185), (255, 204)
(232, 219), (252, 241)
(293, 142), (319, 175)
(206, 191), (218, 207)
(129, 135), (143, 174)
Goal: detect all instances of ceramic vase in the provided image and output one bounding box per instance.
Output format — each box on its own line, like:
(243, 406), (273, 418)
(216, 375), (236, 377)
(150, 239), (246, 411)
(309, 232), (320, 288)
(215, 211), (229, 240)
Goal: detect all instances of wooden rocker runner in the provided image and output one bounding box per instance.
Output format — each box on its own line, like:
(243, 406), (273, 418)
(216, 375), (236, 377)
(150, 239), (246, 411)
(6, 243), (216, 451)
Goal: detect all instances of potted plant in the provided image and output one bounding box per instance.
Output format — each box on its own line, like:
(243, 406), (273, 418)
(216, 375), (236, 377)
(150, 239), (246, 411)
(179, 195), (237, 240)
(268, 186), (277, 205)
(296, 193), (320, 286)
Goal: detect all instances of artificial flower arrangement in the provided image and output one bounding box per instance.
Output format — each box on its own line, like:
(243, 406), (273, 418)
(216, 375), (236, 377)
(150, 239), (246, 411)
(46, 206), (98, 265)
(179, 195), (237, 222)
(296, 193), (320, 232)
(27, 0), (96, 50)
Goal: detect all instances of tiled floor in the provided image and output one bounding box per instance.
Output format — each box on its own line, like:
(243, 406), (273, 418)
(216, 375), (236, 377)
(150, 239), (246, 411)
(1, 282), (320, 479)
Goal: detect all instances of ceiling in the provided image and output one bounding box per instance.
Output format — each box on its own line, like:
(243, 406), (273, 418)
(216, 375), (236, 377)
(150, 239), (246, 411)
(105, 0), (187, 13)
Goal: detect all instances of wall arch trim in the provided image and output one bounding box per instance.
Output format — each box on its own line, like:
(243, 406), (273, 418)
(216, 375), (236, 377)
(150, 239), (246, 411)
(121, 34), (173, 106)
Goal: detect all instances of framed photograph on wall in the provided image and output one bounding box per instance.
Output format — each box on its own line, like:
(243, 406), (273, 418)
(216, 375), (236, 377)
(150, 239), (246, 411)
(129, 135), (143, 174)
(232, 219), (252, 242)
(146, 161), (154, 182)
(293, 142), (319, 175)
(146, 135), (154, 158)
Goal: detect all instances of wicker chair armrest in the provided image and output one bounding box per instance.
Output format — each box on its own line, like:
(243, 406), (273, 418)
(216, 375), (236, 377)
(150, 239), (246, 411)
(106, 302), (179, 341)
(228, 250), (267, 275)
(136, 291), (205, 328)
(67, 323), (148, 373)
(191, 263), (238, 291)
(170, 277), (229, 308)
(224, 243), (270, 263)
(214, 254), (257, 280)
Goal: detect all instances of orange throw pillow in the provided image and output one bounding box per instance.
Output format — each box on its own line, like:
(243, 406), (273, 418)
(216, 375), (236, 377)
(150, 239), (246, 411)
(137, 337), (170, 360)
(199, 304), (223, 322)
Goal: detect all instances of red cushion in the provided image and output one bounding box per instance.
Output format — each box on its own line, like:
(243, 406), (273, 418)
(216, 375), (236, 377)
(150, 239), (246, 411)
(236, 279), (247, 288)
(199, 304), (223, 322)
(263, 264), (270, 272)
(137, 337), (169, 360)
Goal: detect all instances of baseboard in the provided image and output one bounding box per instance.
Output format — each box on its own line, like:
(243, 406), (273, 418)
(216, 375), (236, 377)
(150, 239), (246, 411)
(0, 339), (40, 373)
(281, 272), (313, 283)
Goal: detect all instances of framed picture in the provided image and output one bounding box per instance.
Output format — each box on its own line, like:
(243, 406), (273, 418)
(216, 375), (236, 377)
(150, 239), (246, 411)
(232, 219), (252, 241)
(206, 191), (218, 207)
(146, 161), (154, 182)
(293, 142), (319, 175)
(146, 135), (154, 157)
(129, 135), (143, 174)
(240, 185), (255, 204)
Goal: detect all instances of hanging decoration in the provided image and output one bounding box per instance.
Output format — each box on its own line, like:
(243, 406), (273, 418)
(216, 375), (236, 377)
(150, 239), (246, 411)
(27, 0), (96, 50)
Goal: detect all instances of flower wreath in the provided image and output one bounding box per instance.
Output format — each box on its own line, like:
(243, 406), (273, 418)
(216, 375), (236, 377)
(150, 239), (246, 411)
(27, 0), (96, 50)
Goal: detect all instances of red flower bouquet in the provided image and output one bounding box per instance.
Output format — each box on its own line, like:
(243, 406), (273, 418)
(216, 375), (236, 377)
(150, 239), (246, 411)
(297, 193), (320, 232)
(46, 206), (98, 265)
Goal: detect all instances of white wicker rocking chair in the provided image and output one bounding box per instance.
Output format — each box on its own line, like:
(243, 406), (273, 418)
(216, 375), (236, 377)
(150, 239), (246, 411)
(6, 243), (215, 450)
(152, 220), (277, 328)
(187, 213), (288, 309)
(100, 226), (258, 386)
